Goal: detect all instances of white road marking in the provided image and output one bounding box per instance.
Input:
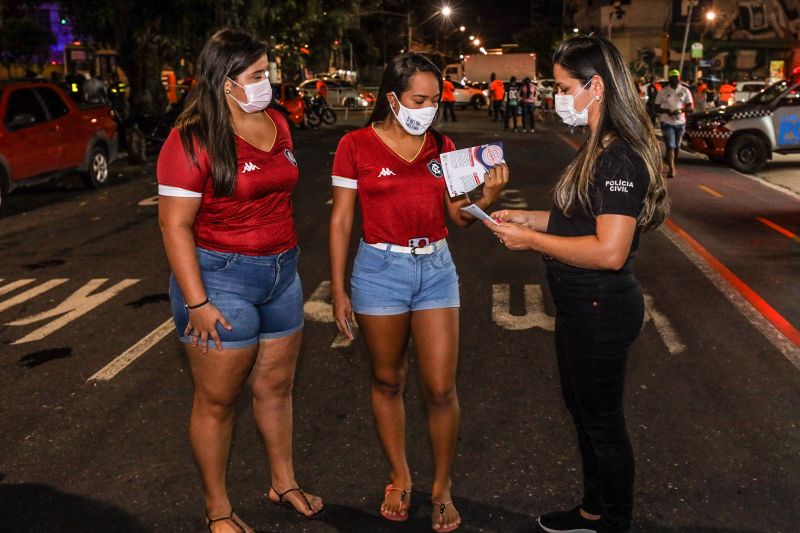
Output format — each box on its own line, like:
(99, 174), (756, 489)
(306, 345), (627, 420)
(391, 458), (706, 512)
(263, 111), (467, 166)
(303, 280), (353, 348)
(492, 284), (554, 331)
(7, 279), (140, 344)
(0, 279), (69, 314)
(138, 195), (160, 206)
(88, 318), (174, 382)
(492, 283), (686, 354)
(661, 226), (800, 368)
(0, 279), (35, 297)
(643, 293), (686, 354)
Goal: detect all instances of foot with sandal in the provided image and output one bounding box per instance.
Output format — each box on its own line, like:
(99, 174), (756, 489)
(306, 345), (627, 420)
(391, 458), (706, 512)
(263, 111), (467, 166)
(381, 483), (412, 521)
(205, 509), (255, 533)
(431, 490), (461, 532)
(267, 485), (324, 519)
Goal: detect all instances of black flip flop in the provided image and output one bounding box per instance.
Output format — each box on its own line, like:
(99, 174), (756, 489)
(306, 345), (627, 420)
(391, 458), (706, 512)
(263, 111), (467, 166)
(268, 486), (325, 519)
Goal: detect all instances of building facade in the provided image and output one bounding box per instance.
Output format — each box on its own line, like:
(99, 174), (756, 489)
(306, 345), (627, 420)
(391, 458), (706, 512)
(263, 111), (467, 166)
(568, 0), (800, 81)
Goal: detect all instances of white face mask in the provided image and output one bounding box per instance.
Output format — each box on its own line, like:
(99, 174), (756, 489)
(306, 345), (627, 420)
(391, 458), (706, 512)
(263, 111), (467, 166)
(555, 79), (595, 127)
(227, 76), (272, 113)
(389, 92), (438, 135)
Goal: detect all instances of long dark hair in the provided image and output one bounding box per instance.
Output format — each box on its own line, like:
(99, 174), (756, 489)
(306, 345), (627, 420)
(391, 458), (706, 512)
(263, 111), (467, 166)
(368, 52), (443, 126)
(552, 35), (667, 230)
(175, 28), (267, 197)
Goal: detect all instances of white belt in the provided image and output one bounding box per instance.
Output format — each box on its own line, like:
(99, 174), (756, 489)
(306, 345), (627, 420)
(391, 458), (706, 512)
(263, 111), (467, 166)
(366, 239), (446, 255)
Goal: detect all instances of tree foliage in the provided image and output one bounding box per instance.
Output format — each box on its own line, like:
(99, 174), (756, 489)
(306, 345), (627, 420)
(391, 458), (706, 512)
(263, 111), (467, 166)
(0, 17), (55, 73)
(55, 0), (383, 115)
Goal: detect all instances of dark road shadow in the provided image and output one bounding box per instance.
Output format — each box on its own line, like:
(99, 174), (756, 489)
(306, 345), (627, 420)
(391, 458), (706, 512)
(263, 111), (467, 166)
(0, 483), (149, 533)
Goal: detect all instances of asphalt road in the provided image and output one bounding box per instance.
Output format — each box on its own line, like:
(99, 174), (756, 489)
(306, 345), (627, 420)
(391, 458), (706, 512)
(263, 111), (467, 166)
(1, 109), (798, 533)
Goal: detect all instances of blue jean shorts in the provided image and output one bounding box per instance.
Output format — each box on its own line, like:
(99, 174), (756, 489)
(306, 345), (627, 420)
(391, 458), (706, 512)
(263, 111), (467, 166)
(661, 123), (685, 150)
(169, 246), (304, 349)
(351, 240), (460, 315)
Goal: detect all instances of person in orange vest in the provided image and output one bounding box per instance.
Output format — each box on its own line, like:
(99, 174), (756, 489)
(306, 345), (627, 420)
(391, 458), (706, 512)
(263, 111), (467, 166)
(489, 72), (505, 122)
(316, 78), (328, 103)
(442, 74), (457, 122)
(719, 80), (735, 106)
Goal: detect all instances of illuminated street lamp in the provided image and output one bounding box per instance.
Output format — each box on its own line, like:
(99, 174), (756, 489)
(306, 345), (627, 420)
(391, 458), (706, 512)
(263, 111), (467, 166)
(459, 25), (466, 32)
(442, 6), (452, 17)
(706, 10), (716, 21)
(472, 38), (481, 46)
(573, 27), (580, 33)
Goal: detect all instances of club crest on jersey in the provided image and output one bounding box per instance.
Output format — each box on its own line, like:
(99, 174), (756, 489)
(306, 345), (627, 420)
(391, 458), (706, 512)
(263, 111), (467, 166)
(378, 167), (396, 177)
(242, 162), (260, 173)
(427, 159), (443, 178)
(284, 148), (297, 166)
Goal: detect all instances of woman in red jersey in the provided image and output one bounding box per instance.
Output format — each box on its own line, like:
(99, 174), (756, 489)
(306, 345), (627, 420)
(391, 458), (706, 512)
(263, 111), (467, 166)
(329, 52), (509, 532)
(157, 29), (322, 532)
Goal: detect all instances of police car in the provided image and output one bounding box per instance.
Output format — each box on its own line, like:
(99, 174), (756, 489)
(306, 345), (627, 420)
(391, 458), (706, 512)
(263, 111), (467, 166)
(686, 70), (800, 173)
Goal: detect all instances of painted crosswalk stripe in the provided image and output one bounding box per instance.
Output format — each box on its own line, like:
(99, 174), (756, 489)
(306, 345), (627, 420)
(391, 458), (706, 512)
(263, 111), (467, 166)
(88, 318), (174, 382)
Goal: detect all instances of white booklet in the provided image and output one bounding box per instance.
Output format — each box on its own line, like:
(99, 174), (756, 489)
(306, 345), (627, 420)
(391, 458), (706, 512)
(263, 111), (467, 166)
(460, 203), (499, 225)
(440, 142), (505, 198)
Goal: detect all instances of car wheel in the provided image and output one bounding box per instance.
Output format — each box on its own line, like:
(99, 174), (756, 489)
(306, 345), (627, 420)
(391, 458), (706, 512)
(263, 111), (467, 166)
(725, 134), (768, 174)
(83, 145), (110, 189)
(321, 108), (337, 125)
(471, 95), (485, 110)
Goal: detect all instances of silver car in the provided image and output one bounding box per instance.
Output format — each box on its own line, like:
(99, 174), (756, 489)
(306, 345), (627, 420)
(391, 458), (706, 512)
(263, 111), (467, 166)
(299, 79), (365, 108)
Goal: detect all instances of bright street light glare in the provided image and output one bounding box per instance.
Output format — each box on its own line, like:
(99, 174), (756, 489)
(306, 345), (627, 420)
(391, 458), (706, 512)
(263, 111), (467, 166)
(573, 27), (580, 33)
(459, 25), (466, 31)
(473, 38), (481, 46)
(441, 6), (452, 17)
(469, 35), (475, 40)
(706, 11), (716, 21)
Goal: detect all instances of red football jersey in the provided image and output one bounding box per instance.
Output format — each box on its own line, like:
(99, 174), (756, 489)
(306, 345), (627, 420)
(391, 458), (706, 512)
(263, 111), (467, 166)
(332, 125), (455, 246)
(157, 109), (298, 256)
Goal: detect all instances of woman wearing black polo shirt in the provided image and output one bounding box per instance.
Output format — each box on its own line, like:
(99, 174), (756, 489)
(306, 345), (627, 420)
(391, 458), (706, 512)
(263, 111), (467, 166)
(489, 36), (668, 533)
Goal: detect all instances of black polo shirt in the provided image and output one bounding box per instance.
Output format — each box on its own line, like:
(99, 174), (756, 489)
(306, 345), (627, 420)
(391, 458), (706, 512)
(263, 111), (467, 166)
(545, 139), (649, 274)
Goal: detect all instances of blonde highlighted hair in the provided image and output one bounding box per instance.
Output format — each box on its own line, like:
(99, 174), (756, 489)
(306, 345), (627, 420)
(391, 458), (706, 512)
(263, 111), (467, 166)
(553, 35), (668, 230)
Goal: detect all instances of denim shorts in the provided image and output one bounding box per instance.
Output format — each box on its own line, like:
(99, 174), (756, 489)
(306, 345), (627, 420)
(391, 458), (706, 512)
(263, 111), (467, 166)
(351, 240), (460, 315)
(169, 246), (304, 349)
(661, 123), (685, 149)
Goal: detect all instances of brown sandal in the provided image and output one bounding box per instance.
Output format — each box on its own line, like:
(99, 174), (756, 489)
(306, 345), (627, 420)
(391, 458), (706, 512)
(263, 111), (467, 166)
(205, 510), (251, 532)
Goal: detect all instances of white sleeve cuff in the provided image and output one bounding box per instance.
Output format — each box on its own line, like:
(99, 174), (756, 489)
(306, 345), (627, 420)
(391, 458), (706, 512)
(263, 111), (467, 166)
(158, 185), (203, 197)
(332, 175), (358, 189)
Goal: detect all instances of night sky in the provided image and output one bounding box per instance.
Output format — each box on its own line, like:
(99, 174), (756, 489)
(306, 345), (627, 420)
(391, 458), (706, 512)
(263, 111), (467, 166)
(407, 0), (561, 49)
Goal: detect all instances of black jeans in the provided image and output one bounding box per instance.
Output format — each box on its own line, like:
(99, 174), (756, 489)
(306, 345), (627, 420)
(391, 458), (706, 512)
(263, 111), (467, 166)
(547, 268), (645, 531)
(442, 101), (457, 121)
(492, 100), (504, 121)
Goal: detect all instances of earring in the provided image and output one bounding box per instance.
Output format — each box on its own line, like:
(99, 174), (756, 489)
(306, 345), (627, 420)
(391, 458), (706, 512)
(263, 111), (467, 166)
(594, 95), (600, 100)
(225, 89), (231, 94)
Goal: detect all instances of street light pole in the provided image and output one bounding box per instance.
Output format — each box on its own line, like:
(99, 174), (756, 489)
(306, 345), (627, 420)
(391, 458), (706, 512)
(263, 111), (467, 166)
(679, 0), (696, 78)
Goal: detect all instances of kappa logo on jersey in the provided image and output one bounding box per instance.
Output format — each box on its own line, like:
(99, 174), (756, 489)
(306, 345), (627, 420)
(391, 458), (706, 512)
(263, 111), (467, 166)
(427, 159), (443, 178)
(377, 167), (396, 177)
(242, 162), (260, 173)
(284, 148), (297, 166)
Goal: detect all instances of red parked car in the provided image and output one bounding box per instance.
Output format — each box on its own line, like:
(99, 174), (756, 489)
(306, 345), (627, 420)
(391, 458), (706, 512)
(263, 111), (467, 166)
(0, 80), (118, 210)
